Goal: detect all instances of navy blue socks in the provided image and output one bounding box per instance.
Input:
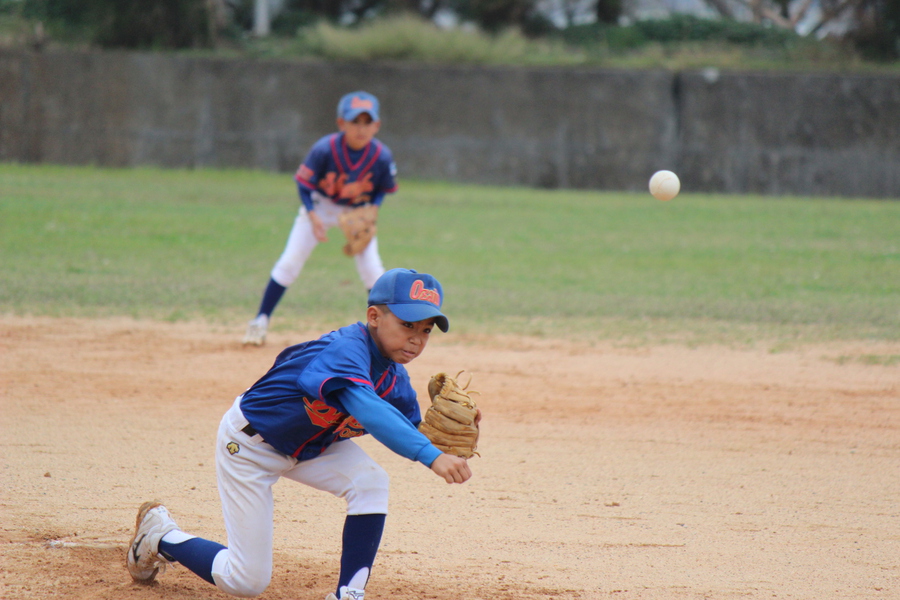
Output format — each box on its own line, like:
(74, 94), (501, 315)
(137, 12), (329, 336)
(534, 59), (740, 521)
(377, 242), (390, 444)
(258, 278), (287, 318)
(337, 513), (386, 592)
(158, 538), (225, 585)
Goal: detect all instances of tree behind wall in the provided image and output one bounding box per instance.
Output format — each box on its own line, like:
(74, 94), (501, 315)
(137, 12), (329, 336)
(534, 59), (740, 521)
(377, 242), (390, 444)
(22, 0), (214, 48)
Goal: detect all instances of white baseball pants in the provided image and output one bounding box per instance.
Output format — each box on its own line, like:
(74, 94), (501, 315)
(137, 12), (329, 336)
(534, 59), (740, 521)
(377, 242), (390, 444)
(210, 396), (390, 597)
(270, 194), (385, 290)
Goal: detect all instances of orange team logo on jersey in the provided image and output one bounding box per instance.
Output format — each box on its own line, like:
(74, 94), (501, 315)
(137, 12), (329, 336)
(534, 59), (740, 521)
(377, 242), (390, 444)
(335, 416), (365, 439)
(341, 172), (375, 204)
(303, 397), (344, 428)
(409, 280), (440, 306)
(318, 171), (374, 204)
(317, 172), (346, 197)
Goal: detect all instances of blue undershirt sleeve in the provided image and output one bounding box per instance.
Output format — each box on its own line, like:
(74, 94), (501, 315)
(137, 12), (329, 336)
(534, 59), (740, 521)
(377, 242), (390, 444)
(336, 385), (442, 468)
(297, 182), (314, 212)
(370, 192), (386, 207)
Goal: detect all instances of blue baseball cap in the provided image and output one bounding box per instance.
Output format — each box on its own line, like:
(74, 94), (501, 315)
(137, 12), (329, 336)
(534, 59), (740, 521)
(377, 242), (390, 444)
(368, 268), (449, 332)
(337, 91), (380, 122)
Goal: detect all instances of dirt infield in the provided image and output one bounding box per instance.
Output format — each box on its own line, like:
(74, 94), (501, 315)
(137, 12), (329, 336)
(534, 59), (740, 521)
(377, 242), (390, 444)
(2, 316), (898, 600)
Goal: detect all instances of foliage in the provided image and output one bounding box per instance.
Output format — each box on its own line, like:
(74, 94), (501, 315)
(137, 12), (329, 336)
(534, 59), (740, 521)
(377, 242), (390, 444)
(294, 13), (579, 64)
(452, 0), (541, 33)
(844, 0), (900, 60)
(227, 12), (879, 70)
(2, 0), (894, 69)
(18, 0), (213, 48)
(636, 14), (801, 45)
(561, 14), (802, 50)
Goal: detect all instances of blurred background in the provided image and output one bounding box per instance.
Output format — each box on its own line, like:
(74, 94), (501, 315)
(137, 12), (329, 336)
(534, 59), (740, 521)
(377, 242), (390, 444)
(1, 0), (898, 197)
(3, 0), (898, 60)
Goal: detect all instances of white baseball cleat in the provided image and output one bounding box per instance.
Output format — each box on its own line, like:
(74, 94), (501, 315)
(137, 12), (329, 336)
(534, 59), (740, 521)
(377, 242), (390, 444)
(242, 314), (269, 346)
(126, 501), (180, 583)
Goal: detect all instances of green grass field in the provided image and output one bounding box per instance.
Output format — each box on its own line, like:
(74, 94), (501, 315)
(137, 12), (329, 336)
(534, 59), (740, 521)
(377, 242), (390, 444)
(2, 163), (898, 346)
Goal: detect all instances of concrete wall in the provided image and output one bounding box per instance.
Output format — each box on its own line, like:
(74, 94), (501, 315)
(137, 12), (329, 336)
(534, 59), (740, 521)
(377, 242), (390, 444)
(2, 49), (898, 198)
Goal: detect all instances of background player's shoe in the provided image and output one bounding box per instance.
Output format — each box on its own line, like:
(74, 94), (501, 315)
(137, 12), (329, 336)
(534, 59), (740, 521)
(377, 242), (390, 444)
(127, 501), (180, 583)
(242, 314), (268, 346)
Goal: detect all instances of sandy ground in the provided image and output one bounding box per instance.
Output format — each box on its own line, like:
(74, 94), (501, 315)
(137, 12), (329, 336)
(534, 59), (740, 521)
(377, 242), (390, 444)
(1, 315), (898, 600)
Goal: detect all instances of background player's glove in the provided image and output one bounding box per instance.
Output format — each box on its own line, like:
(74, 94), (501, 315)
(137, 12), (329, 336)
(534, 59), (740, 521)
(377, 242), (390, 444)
(418, 371), (480, 458)
(337, 204), (378, 256)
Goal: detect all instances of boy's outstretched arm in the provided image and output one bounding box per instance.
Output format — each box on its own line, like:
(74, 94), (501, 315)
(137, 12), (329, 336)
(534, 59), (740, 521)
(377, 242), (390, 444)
(337, 386), (475, 483)
(430, 454), (472, 484)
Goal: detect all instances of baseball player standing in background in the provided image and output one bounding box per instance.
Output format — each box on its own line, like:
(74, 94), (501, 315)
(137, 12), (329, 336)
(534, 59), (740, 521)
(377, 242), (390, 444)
(128, 268), (479, 600)
(243, 91), (398, 346)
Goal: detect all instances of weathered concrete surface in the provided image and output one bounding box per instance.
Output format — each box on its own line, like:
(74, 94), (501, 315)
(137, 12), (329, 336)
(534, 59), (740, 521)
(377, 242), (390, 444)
(677, 69), (900, 197)
(2, 50), (898, 198)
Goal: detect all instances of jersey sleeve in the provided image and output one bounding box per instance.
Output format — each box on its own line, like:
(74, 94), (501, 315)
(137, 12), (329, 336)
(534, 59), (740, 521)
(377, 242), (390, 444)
(297, 182), (314, 212)
(384, 368), (422, 424)
(294, 135), (333, 194)
(375, 144), (398, 195)
(296, 333), (373, 400)
(336, 385), (442, 466)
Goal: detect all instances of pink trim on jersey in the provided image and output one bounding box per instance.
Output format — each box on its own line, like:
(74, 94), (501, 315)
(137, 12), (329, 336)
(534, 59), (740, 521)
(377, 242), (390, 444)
(330, 134), (382, 176)
(380, 375), (397, 398)
(373, 370), (397, 398)
(374, 370), (389, 389)
(295, 164), (317, 190)
(291, 427), (331, 458)
(358, 142), (383, 175)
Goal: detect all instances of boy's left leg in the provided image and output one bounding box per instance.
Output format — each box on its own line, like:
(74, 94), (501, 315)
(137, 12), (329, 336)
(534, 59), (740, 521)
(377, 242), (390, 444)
(283, 440), (389, 599)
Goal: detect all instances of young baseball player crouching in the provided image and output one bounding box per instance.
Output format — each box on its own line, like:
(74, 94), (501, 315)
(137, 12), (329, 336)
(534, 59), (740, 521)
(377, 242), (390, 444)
(127, 269), (478, 600)
(243, 91), (397, 346)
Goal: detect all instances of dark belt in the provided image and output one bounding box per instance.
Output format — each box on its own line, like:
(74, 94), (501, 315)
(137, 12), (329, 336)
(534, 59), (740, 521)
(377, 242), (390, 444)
(241, 423), (258, 437)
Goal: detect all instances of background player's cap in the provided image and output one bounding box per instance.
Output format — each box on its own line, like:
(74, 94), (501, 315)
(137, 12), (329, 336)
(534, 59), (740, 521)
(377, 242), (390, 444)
(337, 91), (380, 122)
(368, 268), (449, 332)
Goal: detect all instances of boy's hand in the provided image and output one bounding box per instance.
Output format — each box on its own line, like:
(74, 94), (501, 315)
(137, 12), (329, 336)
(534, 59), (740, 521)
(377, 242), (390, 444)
(430, 453), (472, 484)
(308, 211), (328, 243)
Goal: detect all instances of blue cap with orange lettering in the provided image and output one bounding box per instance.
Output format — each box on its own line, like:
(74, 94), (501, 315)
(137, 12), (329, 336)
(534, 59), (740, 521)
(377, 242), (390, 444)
(368, 268), (449, 332)
(337, 91), (380, 122)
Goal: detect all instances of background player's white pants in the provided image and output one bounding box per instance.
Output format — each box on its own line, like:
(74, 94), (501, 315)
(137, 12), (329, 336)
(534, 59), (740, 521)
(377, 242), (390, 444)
(211, 396), (390, 598)
(270, 196), (385, 290)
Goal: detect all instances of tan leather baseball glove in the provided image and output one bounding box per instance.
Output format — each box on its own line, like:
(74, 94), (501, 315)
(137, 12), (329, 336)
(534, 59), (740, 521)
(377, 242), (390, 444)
(418, 371), (480, 458)
(337, 204), (378, 256)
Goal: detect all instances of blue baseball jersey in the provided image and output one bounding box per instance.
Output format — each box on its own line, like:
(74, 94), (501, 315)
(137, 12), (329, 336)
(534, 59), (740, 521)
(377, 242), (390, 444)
(239, 322), (437, 465)
(294, 133), (398, 210)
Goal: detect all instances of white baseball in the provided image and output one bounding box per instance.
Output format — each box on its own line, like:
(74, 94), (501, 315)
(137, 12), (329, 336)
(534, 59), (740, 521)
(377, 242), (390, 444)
(649, 170), (680, 201)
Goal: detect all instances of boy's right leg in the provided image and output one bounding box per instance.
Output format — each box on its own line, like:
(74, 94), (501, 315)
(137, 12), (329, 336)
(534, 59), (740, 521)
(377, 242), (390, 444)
(244, 208), (320, 345)
(269, 207), (325, 293)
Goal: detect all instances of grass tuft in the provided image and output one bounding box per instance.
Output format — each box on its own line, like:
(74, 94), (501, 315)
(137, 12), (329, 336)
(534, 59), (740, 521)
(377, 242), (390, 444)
(295, 14), (581, 65)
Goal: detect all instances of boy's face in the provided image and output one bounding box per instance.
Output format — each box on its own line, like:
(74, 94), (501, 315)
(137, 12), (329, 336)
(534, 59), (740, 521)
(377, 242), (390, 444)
(338, 113), (381, 151)
(367, 306), (435, 364)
